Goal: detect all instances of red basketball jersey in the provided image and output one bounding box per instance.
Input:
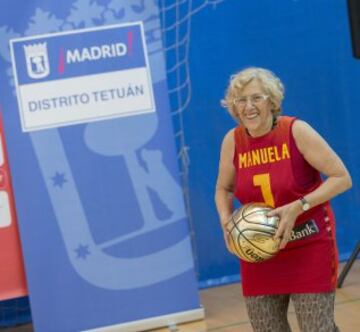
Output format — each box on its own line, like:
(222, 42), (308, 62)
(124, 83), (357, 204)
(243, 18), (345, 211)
(233, 116), (338, 296)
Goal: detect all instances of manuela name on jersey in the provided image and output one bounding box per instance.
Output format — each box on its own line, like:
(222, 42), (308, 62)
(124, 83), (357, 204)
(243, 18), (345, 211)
(238, 143), (290, 168)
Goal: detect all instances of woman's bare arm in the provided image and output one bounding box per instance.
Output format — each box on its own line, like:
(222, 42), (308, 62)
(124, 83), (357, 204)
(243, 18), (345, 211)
(215, 129), (236, 226)
(269, 120), (352, 248)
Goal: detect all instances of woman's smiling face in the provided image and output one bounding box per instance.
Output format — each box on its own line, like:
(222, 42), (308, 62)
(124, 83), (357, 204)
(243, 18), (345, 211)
(234, 79), (274, 137)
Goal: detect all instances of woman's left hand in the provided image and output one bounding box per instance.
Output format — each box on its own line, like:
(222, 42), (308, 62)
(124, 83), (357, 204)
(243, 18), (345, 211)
(267, 201), (302, 249)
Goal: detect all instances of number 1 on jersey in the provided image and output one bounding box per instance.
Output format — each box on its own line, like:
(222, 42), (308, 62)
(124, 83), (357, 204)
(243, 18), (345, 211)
(253, 173), (275, 207)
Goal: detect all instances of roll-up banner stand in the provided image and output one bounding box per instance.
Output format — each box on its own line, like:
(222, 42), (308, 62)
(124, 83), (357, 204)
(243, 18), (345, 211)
(0, 1), (203, 331)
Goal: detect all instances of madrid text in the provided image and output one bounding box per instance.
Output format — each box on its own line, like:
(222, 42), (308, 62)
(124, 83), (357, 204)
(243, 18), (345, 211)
(27, 84), (144, 112)
(66, 43), (127, 63)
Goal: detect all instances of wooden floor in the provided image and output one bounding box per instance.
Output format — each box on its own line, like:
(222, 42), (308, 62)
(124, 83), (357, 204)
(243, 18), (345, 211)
(4, 261), (360, 332)
(153, 260), (360, 332)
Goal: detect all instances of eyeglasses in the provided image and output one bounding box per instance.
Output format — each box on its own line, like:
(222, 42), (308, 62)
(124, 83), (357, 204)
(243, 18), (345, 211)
(233, 94), (269, 108)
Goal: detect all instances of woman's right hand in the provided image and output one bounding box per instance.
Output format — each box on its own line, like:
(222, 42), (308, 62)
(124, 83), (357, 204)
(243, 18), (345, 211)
(221, 223), (235, 254)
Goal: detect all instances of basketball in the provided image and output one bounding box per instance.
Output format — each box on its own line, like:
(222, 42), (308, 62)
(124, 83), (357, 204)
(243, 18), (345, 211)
(225, 202), (281, 263)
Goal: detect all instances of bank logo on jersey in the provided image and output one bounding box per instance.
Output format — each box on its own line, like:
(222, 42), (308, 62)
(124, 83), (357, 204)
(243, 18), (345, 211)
(289, 219), (319, 242)
(23, 42), (50, 79)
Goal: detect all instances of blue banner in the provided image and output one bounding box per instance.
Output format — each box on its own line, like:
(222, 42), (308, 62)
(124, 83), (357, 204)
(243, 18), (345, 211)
(0, 1), (202, 331)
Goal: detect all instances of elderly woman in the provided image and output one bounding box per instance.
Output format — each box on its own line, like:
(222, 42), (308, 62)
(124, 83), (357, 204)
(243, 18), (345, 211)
(215, 67), (352, 331)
